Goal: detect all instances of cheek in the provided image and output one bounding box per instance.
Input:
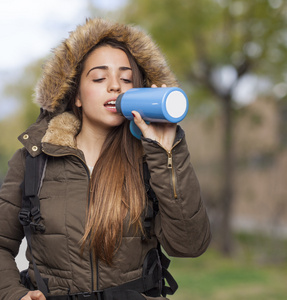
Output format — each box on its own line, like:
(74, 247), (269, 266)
(123, 86), (133, 93)
(79, 84), (100, 105)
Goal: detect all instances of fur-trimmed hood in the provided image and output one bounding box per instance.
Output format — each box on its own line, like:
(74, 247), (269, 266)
(35, 18), (178, 114)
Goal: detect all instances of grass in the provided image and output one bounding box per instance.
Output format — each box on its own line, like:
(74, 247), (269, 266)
(166, 233), (287, 300)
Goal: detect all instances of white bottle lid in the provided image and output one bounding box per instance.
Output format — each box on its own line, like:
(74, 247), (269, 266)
(165, 90), (187, 118)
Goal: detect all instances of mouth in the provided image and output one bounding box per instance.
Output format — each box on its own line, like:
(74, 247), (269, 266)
(104, 99), (118, 113)
(104, 100), (116, 108)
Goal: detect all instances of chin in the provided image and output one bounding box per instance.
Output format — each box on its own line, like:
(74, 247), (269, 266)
(105, 116), (126, 128)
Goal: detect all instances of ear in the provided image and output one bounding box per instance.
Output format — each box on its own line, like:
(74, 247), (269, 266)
(75, 94), (82, 108)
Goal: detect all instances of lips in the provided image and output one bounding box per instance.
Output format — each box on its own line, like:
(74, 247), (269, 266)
(104, 100), (116, 107)
(104, 98), (117, 113)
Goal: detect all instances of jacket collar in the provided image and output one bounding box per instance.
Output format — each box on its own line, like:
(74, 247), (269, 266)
(18, 112), (81, 157)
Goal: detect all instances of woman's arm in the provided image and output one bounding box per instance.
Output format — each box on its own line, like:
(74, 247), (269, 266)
(141, 127), (211, 257)
(0, 149), (30, 300)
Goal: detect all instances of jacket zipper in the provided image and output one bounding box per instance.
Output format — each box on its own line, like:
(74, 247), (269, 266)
(87, 182), (95, 293)
(42, 150), (95, 292)
(157, 139), (181, 200)
(167, 151), (178, 199)
(73, 156), (95, 293)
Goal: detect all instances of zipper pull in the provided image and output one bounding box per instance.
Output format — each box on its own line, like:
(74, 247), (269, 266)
(167, 152), (172, 169)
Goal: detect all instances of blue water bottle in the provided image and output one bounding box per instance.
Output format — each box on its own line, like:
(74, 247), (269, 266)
(116, 87), (189, 139)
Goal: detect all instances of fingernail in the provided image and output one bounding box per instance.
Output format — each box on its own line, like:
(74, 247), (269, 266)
(132, 113), (135, 117)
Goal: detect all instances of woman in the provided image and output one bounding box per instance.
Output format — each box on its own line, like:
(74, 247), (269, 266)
(0, 18), (211, 300)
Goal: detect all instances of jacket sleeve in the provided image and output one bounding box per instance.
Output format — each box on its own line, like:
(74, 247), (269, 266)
(141, 126), (211, 257)
(0, 148), (29, 300)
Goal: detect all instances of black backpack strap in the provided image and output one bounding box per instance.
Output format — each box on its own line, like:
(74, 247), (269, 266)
(19, 152), (49, 296)
(142, 160), (178, 297)
(157, 245), (178, 297)
(143, 161), (159, 214)
(142, 161), (158, 240)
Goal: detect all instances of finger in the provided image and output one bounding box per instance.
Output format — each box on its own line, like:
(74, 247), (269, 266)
(151, 84), (157, 88)
(38, 291), (46, 300)
(24, 290), (46, 300)
(161, 84), (167, 87)
(132, 111), (149, 134)
(21, 292), (32, 300)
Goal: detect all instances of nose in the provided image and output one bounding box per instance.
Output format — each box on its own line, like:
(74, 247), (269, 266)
(108, 76), (121, 93)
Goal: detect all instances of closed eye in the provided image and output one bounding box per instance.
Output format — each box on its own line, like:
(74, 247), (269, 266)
(92, 78), (105, 82)
(121, 78), (132, 83)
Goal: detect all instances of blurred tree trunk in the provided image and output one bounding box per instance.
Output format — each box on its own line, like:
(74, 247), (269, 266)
(221, 94), (234, 254)
(189, 64), (247, 254)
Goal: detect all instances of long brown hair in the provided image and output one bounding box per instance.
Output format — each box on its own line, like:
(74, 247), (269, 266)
(71, 38), (147, 265)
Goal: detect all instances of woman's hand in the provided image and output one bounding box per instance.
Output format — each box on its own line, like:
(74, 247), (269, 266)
(21, 290), (46, 300)
(132, 84), (177, 151)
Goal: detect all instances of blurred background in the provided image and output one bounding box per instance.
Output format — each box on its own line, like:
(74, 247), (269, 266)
(0, 0), (286, 299)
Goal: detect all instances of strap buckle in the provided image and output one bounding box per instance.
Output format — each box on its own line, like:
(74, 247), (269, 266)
(19, 206), (45, 233)
(29, 206), (46, 233)
(19, 209), (31, 226)
(31, 206), (42, 221)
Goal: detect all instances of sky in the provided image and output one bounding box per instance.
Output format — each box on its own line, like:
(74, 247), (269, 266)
(1, 0), (84, 71)
(0, 0), (126, 71)
(0, 0), (126, 270)
(0, 0), (126, 119)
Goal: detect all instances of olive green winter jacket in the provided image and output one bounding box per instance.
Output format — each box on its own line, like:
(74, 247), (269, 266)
(0, 18), (211, 300)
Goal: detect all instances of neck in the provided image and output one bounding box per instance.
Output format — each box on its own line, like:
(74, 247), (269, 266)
(76, 123), (109, 167)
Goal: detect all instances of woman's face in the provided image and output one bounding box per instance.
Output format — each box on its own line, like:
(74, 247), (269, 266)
(75, 45), (133, 130)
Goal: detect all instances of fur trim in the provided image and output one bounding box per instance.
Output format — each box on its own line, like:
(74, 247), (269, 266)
(35, 18), (178, 113)
(42, 112), (80, 148)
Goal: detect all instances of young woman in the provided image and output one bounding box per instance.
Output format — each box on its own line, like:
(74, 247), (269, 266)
(0, 18), (211, 300)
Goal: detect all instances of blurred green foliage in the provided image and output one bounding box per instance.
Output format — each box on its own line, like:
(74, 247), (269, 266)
(122, 0), (287, 91)
(0, 59), (44, 178)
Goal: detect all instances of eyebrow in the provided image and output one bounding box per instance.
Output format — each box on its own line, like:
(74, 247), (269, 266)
(86, 66), (132, 77)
